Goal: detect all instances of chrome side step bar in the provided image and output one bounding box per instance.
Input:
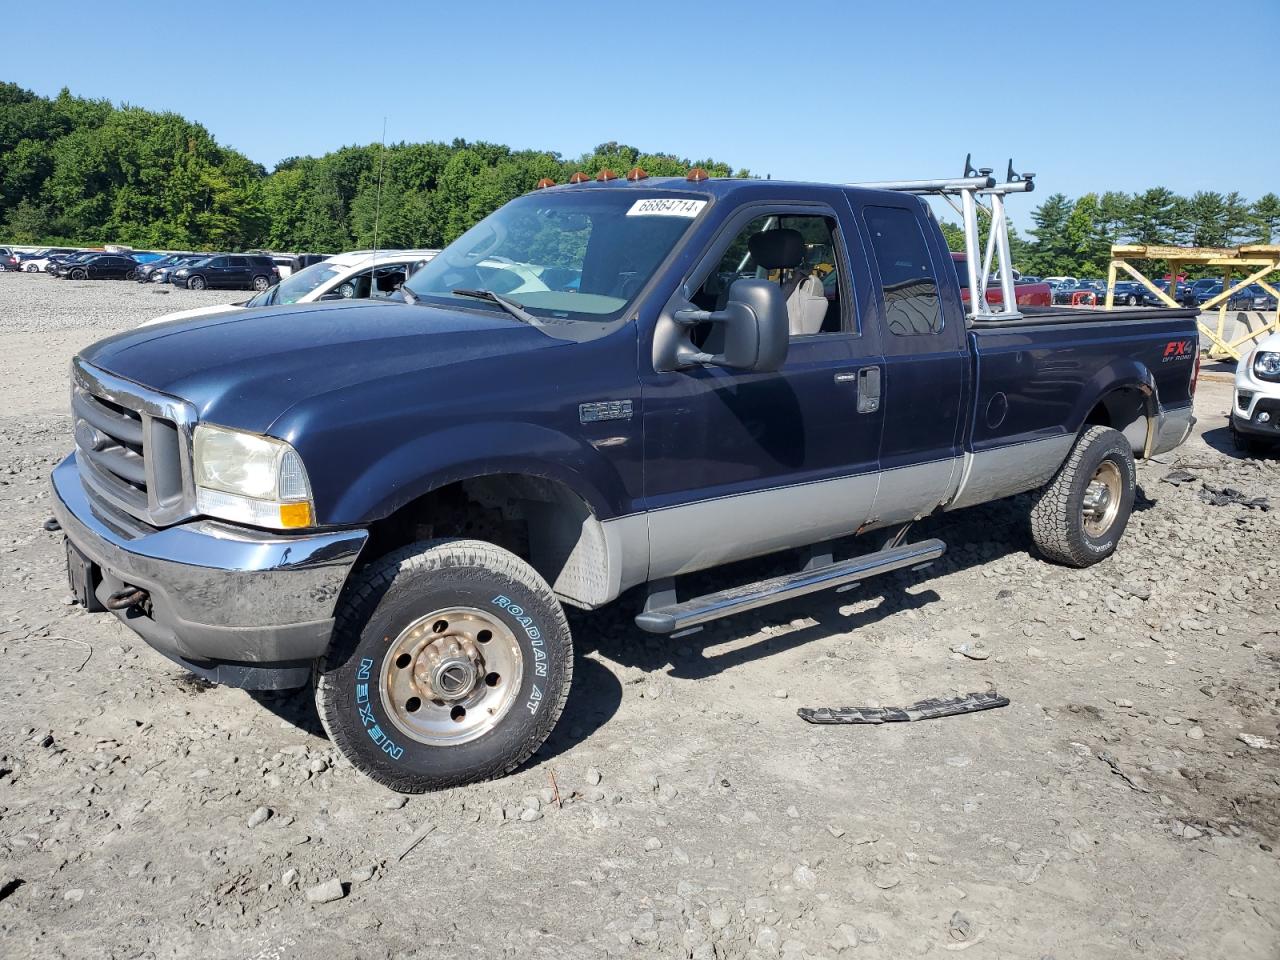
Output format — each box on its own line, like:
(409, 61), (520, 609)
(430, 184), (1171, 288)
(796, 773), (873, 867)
(634, 539), (947, 635)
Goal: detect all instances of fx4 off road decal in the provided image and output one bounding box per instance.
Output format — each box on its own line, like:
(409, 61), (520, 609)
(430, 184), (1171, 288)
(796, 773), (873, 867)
(1162, 339), (1195, 362)
(492, 594), (547, 713)
(356, 656), (404, 760)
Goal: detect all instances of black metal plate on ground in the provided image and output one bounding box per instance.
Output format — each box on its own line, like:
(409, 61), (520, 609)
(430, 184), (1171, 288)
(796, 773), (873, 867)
(798, 691), (1010, 725)
(64, 538), (101, 611)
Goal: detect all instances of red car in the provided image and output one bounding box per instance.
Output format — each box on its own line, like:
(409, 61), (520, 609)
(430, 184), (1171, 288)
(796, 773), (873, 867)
(952, 253), (1051, 307)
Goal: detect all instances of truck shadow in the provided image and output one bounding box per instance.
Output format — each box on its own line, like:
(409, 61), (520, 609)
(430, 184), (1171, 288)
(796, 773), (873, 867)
(575, 487), (1158, 682)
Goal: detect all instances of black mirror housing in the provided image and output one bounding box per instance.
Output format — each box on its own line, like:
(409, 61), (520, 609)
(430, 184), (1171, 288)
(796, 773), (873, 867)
(657, 278), (789, 374)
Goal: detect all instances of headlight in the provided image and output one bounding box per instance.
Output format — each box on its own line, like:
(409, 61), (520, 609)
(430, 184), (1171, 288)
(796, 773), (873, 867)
(193, 424), (313, 529)
(175, 268), (189, 276)
(1255, 351), (1280, 382)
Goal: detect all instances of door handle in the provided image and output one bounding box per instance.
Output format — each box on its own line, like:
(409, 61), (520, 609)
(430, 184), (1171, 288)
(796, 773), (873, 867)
(856, 366), (881, 414)
(833, 372), (857, 383)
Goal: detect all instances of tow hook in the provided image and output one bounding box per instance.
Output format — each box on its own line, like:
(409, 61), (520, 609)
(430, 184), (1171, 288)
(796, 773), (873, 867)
(105, 587), (149, 611)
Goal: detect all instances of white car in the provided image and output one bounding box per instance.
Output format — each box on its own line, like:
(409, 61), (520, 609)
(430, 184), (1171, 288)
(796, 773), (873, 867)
(140, 249), (439, 327)
(1231, 332), (1280, 453)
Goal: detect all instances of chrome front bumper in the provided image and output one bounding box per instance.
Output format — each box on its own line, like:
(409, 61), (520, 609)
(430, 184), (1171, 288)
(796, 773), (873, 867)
(51, 454), (367, 689)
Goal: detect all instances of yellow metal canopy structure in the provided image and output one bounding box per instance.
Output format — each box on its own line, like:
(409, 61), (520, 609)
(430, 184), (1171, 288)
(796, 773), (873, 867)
(1106, 243), (1280, 360)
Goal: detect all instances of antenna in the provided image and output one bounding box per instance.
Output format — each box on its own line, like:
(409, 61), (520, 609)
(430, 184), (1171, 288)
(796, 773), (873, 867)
(371, 116), (388, 266)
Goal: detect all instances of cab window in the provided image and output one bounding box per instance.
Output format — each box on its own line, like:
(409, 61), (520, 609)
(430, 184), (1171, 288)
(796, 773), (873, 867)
(692, 213), (844, 337)
(862, 205), (942, 336)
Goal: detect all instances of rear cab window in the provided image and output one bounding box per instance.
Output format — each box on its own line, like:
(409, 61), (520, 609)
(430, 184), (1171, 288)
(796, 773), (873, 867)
(862, 205), (943, 337)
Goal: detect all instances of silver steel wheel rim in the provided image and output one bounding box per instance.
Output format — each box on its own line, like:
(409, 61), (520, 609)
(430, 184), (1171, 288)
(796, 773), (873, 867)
(1081, 460), (1123, 537)
(379, 606), (524, 747)
(254, 277), (269, 290)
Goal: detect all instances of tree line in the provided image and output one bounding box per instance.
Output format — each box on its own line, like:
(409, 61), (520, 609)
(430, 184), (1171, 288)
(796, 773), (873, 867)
(3, 82), (1277, 283)
(0, 83), (743, 253)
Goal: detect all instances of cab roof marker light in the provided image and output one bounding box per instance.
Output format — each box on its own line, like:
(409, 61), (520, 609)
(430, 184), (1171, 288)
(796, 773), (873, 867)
(686, 167), (709, 182)
(626, 167), (648, 181)
(596, 168), (618, 182)
(568, 172), (590, 184)
(534, 177), (556, 190)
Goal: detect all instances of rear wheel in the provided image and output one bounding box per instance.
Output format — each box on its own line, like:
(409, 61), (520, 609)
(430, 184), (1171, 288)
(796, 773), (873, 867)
(187, 275), (206, 290)
(252, 275), (271, 291)
(1030, 426), (1136, 567)
(338, 281), (356, 298)
(25, 263), (38, 273)
(1126, 294), (1139, 306)
(315, 539), (573, 793)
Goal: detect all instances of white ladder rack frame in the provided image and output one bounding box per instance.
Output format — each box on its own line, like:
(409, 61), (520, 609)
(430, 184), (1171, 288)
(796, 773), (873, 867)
(851, 159), (1035, 322)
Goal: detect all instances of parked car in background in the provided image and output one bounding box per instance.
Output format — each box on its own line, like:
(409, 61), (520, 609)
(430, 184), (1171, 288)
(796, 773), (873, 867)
(950, 253), (1052, 307)
(170, 254), (279, 291)
(1043, 275), (1078, 287)
(53, 253), (138, 280)
(1155, 280), (1198, 307)
(135, 253), (197, 283)
(1109, 280), (1147, 306)
(18, 247), (77, 270)
(1232, 331), (1280, 452)
(1227, 283), (1278, 311)
(144, 249), (438, 326)
(149, 255), (209, 285)
(1189, 278), (1221, 303)
(0, 248), (21, 272)
(40, 252), (92, 273)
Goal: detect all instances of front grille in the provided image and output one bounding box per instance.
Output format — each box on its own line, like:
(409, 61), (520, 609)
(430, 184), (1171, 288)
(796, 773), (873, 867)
(71, 358), (197, 527)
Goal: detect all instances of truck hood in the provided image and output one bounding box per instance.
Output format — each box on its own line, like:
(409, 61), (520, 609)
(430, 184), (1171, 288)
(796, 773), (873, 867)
(80, 299), (558, 434)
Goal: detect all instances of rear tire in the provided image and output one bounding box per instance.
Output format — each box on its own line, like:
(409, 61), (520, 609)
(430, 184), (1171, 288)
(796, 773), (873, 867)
(1126, 294), (1139, 306)
(315, 539), (573, 793)
(252, 275), (271, 291)
(1030, 426), (1136, 567)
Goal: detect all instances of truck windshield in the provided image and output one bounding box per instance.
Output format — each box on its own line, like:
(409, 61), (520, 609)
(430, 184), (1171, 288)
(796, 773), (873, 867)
(403, 189), (709, 322)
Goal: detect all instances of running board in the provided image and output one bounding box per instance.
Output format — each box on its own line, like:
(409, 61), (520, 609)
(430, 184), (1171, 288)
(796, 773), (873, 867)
(634, 539), (946, 635)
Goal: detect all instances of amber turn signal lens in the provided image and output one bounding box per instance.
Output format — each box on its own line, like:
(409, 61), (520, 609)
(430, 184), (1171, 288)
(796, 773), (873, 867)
(278, 502), (312, 528)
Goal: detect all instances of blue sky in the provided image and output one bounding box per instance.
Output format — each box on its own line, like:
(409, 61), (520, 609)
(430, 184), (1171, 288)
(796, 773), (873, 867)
(8, 0), (1279, 229)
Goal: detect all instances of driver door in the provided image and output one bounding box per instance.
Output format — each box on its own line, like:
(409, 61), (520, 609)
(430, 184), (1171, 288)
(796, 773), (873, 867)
(640, 199), (885, 580)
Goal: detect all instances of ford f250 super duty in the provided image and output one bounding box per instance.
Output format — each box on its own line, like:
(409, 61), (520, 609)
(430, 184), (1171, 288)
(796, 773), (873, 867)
(51, 160), (1200, 792)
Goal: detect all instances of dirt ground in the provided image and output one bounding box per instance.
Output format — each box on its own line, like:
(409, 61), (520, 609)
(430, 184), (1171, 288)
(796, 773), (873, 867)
(1, 274), (1277, 959)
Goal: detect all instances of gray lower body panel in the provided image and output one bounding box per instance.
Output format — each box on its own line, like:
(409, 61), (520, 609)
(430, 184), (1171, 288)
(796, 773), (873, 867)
(946, 434), (1076, 512)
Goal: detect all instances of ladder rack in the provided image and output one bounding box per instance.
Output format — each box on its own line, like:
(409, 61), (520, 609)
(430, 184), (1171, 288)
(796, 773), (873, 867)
(852, 156), (1035, 322)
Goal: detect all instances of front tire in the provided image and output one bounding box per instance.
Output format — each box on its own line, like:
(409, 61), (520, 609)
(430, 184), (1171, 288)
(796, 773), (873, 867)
(1030, 426), (1136, 567)
(315, 539), (573, 793)
(187, 275), (206, 290)
(1126, 294), (1139, 306)
(71, 268), (87, 280)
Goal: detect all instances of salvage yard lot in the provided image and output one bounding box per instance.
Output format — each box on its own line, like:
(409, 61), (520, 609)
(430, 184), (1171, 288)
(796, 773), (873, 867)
(0, 271), (1277, 959)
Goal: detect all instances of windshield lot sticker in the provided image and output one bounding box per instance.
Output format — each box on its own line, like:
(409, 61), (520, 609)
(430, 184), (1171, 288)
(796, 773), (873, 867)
(626, 198), (707, 218)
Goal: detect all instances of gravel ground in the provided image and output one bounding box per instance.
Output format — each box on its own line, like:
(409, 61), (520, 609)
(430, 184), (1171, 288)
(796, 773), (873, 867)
(1, 271), (1277, 959)
(0, 271), (235, 332)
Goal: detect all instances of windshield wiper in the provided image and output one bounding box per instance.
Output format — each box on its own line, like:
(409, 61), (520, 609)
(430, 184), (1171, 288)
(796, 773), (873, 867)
(451, 288), (538, 325)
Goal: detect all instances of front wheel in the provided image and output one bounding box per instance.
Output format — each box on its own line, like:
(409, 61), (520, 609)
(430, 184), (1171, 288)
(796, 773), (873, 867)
(315, 539), (573, 793)
(71, 268), (87, 280)
(25, 264), (38, 273)
(1126, 294), (1139, 306)
(1030, 426), (1136, 567)
(187, 275), (206, 290)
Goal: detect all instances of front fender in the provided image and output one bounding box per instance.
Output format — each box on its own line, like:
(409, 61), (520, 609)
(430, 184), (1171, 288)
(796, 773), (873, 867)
(328, 420), (628, 525)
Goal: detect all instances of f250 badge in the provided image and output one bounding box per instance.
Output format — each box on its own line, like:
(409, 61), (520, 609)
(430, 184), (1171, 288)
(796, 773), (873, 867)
(580, 400), (633, 423)
(1162, 340), (1195, 362)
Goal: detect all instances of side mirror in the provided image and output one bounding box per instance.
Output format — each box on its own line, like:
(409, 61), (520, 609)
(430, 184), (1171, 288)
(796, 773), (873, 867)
(663, 278), (789, 373)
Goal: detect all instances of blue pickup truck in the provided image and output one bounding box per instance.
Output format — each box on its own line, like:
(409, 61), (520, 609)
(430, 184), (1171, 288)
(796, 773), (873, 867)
(51, 167), (1200, 792)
